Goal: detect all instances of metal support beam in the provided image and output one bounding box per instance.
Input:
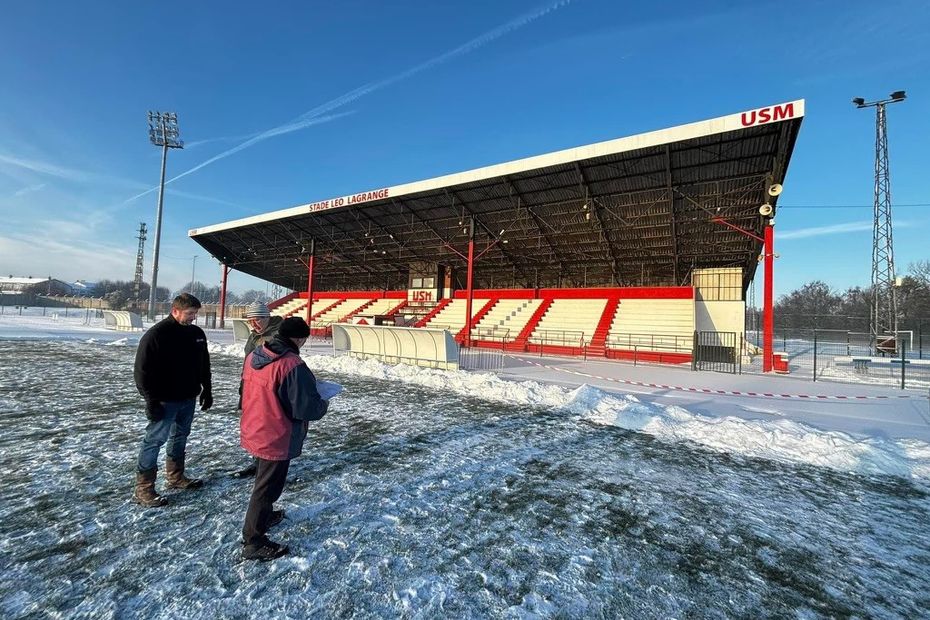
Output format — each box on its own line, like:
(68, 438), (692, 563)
(464, 217), (476, 347)
(575, 162), (622, 285)
(763, 221), (774, 373)
(447, 188), (528, 282)
(665, 146), (680, 285)
(305, 239), (316, 323)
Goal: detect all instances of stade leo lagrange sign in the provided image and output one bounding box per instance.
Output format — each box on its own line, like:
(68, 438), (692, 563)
(306, 188), (390, 213)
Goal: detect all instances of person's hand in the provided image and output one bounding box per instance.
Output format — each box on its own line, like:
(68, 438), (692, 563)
(145, 401), (166, 422)
(199, 390), (213, 412)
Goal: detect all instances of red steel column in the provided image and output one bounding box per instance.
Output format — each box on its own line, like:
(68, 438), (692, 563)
(305, 239), (316, 324)
(219, 263), (230, 329)
(464, 218), (475, 347)
(763, 221), (774, 373)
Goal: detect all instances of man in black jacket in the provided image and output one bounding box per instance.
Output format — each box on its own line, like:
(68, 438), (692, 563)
(133, 293), (213, 507)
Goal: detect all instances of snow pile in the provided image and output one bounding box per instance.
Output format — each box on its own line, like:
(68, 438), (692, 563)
(205, 346), (930, 480)
(575, 387), (930, 479)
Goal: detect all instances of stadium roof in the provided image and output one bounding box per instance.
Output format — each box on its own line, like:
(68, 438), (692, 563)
(190, 100), (804, 292)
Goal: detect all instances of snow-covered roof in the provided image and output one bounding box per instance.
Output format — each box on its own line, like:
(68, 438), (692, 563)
(0, 276), (55, 285)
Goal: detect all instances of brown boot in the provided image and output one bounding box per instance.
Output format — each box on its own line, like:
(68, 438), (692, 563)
(134, 469), (168, 507)
(165, 456), (203, 490)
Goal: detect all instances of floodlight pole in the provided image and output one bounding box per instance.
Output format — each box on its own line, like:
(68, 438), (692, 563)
(146, 111), (183, 321)
(148, 135), (168, 320)
(219, 263), (230, 328)
(190, 255), (198, 296)
(853, 91), (906, 344)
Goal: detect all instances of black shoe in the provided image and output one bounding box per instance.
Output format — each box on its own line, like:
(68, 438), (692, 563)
(231, 464), (257, 478)
(242, 540), (289, 561)
(269, 510), (285, 528)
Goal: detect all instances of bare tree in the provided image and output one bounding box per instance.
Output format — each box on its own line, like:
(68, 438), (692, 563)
(909, 260), (930, 290)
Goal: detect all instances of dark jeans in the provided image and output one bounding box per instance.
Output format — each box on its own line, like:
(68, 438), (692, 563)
(136, 399), (196, 472)
(242, 458), (291, 546)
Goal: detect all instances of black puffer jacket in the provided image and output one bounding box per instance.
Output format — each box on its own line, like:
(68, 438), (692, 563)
(134, 315), (212, 403)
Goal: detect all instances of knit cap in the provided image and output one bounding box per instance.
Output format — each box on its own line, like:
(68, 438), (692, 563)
(278, 316), (310, 339)
(245, 301), (271, 318)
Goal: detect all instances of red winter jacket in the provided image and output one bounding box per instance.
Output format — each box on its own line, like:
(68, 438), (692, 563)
(240, 339), (328, 461)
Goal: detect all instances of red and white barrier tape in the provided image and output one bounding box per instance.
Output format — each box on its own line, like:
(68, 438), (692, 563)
(508, 355), (919, 400)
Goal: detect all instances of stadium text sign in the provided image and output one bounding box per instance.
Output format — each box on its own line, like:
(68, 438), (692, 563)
(306, 188), (390, 212)
(740, 103), (796, 127)
(408, 289), (434, 302)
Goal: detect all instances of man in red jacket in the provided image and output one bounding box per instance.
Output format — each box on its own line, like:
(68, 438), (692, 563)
(240, 316), (328, 561)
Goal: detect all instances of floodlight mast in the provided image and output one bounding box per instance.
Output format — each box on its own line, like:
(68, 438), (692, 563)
(146, 111), (184, 320)
(852, 91), (906, 345)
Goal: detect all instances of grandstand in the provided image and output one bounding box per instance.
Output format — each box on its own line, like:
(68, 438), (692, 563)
(191, 101), (804, 366)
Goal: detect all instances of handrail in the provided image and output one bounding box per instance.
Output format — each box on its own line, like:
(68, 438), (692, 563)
(469, 326), (511, 342)
(606, 331), (693, 351)
(529, 328), (585, 346)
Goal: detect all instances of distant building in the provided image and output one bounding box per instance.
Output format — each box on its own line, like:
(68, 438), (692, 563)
(71, 280), (99, 296)
(0, 276), (74, 296)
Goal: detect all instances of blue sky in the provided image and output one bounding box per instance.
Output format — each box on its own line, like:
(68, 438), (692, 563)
(1, 0), (928, 298)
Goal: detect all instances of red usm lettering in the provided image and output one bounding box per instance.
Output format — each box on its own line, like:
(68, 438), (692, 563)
(741, 103), (795, 127)
(772, 103), (794, 121)
(411, 290), (433, 302)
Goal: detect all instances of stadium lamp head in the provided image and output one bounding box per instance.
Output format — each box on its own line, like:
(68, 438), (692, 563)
(851, 97), (865, 107)
(890, 90), (906, 101)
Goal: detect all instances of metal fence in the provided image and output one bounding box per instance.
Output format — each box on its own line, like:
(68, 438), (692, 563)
(469, 326), (511, 343)
(746, 328), (930, 389)
(528, 329), (586, 356)
(692, 331), (740, 374)
(606, 332), (693, 352)
(458, 345), (505, 371)
(746, 313), (930, 359)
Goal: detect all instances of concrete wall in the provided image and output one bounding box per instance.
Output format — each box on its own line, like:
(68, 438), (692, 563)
(696, 300), (745, 334)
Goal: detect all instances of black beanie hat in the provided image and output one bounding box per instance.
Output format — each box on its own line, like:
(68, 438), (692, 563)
(278, 316), (310, 339)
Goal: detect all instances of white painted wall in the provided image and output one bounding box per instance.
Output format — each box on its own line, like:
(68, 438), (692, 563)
(695, 301), (745, 334)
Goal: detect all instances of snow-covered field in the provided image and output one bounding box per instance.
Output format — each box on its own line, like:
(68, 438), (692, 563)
(1, 312), (929, 617)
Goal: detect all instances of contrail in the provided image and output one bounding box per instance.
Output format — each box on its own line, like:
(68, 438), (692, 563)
(184, 133), (257, 149)
(296, 0), (575, 122)
(779, 220), (914, 240)
(118, 112), (353, 207)
(120, 0), (576, 207)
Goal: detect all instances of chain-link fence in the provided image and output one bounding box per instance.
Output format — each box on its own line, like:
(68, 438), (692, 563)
(746, 328), (930, 389)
